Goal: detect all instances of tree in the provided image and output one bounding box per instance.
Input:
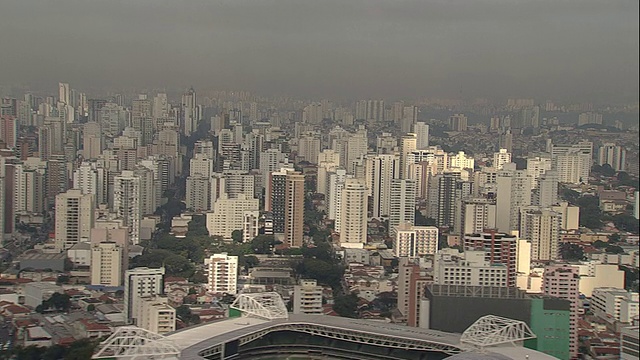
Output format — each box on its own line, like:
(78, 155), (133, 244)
(592, 240), (607, 248)
(244, 255), (260, 269)
(333, 293), (359, 318)
(251, 235), (277, 254)
(608, 233), (621, 243)
(37, 292), (71, 313)
(605, 245), (625, 254)
(415, 211), (436, 226)
(87, 304), (95, 312)
(613, 214), (639, 233)
(577, 195), (603, 229)
(560, 243), (585, 261)
(231, 230), (243, 243)
(176, 305), (192, 322)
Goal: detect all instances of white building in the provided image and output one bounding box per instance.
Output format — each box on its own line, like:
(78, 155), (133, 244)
(493, 149), (512, 170)
(206, 194), (259, 240)
(137, 296), (176, 335)
(551, 141), (592, 184)
(591, 288), (639, 324)
(519, 207), (561, 261)
(433, 250), (508, 287)
(394, 223), (439, 257)
(293, 279), (323, 315)
(186, 176), (210, 212)
(389, 179), (416, 236)
(205, 253), (238, 294)
(90, 242), (126, 287)
(414, 122), (429, 150)
(551, 202), (580, 230)
(369, 154), (401, 218)
(526, 156), (552, 189)
(124, 267), (165, 324)
(339, 178), (368, 248)
(54, 189), (95, 251)
(457, 198), (496, 235)
(113, 171), (142, 244)
(496, 167), (532, 233)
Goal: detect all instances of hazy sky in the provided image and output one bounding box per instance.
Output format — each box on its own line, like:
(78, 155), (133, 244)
(1, 0), (638, 102)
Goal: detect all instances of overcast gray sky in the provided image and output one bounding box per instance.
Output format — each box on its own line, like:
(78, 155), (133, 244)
(0, 0), (638, 102)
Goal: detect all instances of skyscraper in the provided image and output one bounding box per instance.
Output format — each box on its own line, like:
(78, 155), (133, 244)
(464, 231), (518, 287)
(414, 122), (429, 150)
(54, 189), (95, 251)
(520, 207), (561, 261)
(389, 179), (416, 236)
(181, 87), (199, 136)
(496, 168), (532, 233)
(339, 178), (368, 248)
(113, 171), (142, 244)
(369, 154), (400, 218)
(493, 148), (512, 170)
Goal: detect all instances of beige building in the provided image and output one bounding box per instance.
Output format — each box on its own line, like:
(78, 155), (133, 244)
(293, 279), (323, 315)
(206, 194), (259, 240)
(90, 242), (127, 287)
(55, 189), (95, 251)
(284, 171), (305, 247)
(339, 178), (368, 248)
(137, 296), (176, 335)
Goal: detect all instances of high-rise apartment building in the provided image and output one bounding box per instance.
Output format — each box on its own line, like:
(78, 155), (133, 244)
(397, 258), (431, 327)
(182, 87), (199, 136)
(206, 194), (259, 240)
(400, 134), (417, 179)
(493, 148), (512, 170)
(389, 179), (416, 236)
(550, 141), (592, 184)
(54, 189), (95, 251)
(369, 154), (400, 218)
(293, 279), (323, 315)
(464, 231), (517, 287)
(433, 250), (508, 287)
(186, 176), (210, 212)
(113, 171), (142, 244)
(90, 241), (126, 287)
(124, 267), (165, 325)
(393, 223), (439, 257)
(598, 143), (626, 171)
(339, 178), (368, 248)
(496, 168), (532, 233)
(457, 198), (496, 235)
(448, 114), (467, 132)
(543, 265), (580, 359)
(520, 207), (561, 262)
(414, 122), (429, 150)
(284, 171), (305, 247)
(205, 253), (238, 294)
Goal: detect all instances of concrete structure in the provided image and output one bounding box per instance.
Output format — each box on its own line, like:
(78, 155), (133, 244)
(496, 167), (532, 233)
(464, 232), (517, 287)
(397, 257), (431, 327)
(205, 253), (238, 294)
(591, 288), (639, 324)
(576, 263), (625, 297)
(90, 242), (126, 287)
(137, 296), (176, 335)
(368, 154), (400, 218)
(293, 279), (323, 315)
(543, 264), (579, 359)
(185, 176), (210, 212)
(434, 250), (509, 287)
(206, 194), (259, 240)
(266, 168), (304, 247)
(620, 325), (640, 360)
(389, 179), (416, 236)
(551, 202), (580, 230)
(493, 149), (511, 170)
(457, 198), (496, 235)
(124, 267), (165, 325)
(24, 282), (63, 308)
(551, 141), (592, 184)
(394, 223), (439, 257)
(519, 207), (561, 261)
(113, 171), (142, 244)
(339, 178), (368, 248)
(54, 189), (95, 251)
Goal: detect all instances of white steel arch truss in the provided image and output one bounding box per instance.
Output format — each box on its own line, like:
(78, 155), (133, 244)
(230, 292), (289, 320)
(92, 326), (180, 359)
(460, 315), (536, 348)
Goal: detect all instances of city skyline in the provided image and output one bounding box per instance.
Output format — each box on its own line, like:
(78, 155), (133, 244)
(0, 0), (638, 103)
